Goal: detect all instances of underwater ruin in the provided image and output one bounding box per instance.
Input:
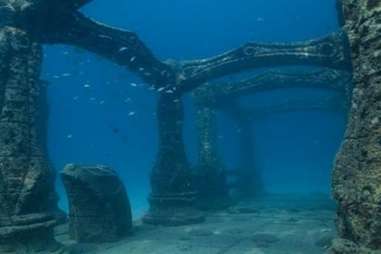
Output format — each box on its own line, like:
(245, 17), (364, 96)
(0, 0), (380, 253)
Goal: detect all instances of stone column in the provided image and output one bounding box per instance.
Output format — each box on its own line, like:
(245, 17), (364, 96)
(193, 88), (230, 210)
(0, 27), (58, 252)
(143, 93), (204, 226)
(331, 0), (381, 252)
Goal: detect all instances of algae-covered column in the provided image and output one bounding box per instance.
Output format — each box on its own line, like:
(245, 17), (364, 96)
(143, 93), (204, 225)
(193, 87), (229, 210)
(0, 27), (58, 251)
(331, 0), (381, 252)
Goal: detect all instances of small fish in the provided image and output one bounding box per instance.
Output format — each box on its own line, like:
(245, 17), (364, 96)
(98, 34), (112, 40)
(130, 56), (136, 62)
(61, 73), (72, 77)
(66, 134), (73, 139)
(119, 47), (128, 52)
(83, 83), (91, 88)
(130, 83), (137, 87)
(128, 111), (136, 116)
(157, 87), (165, 92)
(99, 100), (105, 105)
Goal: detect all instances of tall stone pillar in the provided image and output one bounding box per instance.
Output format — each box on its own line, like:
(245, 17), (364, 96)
(0, 27), (58, 252)
(331, 0), (381, 252)
(193, 88), (230, 210)
(143, 93), (204, 226)
(235, 116), (263, 198)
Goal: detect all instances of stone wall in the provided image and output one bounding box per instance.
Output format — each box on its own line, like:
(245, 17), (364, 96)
(332, 0), (381, 251)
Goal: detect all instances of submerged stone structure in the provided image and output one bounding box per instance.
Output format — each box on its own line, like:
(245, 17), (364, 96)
(193, 87), (230, 210)
(61, 164), (132, 243)
(2, 0), (380, 252)
(0, 0), (354, 230)
(0, 27), (59, 252)
(176, 32), (352, 92)
(193, 69), (352, 201)
(143, 93), (205, 225)
(331, 0), (381, 252)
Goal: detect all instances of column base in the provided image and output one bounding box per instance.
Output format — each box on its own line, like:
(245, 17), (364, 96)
(143, 192), (205, 226)
(0, 213), (62, 253)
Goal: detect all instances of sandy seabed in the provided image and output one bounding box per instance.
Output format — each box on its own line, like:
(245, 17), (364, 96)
(56, 194), (336, 254)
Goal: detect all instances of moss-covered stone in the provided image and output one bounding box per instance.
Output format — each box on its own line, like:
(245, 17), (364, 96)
(333, 0), (381, 251)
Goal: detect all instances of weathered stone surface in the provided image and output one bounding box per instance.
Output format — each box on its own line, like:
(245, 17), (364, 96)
(332, 0), (381, 251)
(0, 27), (58, 251)
(193, 87), (230, 210)
(144, 94), (205, 226)
(61, 164), (132, 243)
(330, 238), (381, 254)
(177, 31), (352, 92)
(199, 69), (352, 107)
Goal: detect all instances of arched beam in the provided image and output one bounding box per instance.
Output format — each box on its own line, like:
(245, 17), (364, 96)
(176, 32), (352, 92)
(0, 0), (176, 86)
(215, 69), (351, 101)
(2, 1), (353, 93)
(196, 69), (352, 109)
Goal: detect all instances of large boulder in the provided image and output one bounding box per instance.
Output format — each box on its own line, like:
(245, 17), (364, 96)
(61, 164), (132, 243)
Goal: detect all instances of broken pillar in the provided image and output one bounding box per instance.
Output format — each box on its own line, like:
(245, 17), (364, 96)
(332, 0), (381, 252)
(193, 87), (230, 210)
(0, 27), (59, 252)
(143, 93), (204, 226)
(61, 164), (132, 243)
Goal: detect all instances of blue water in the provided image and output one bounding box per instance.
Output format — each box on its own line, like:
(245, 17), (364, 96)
(42, 0), (345, 218)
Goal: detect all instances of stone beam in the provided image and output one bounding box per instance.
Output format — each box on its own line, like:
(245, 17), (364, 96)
(195, 69), (352, 110)
(37, 12), (175, 86)
(176, 32), (352, 92)
(0, 0), (175, 86)
(331, 0), (381, 252)
(215, 69), (351, 102)
(143, 93), (204, 226)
